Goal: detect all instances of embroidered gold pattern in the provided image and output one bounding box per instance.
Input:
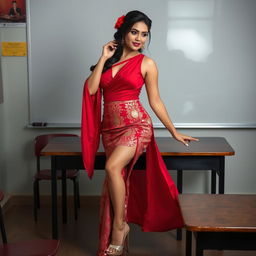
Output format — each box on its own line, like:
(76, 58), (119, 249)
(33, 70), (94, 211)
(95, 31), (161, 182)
(101, 100), (152, 150)
(131, 110), (139, 118)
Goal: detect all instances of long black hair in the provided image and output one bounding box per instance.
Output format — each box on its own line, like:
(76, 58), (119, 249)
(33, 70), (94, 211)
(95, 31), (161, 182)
(90, 10), (152, 72)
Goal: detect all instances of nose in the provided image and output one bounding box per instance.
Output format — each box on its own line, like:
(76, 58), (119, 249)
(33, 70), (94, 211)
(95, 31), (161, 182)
(135, 33), (141, 41)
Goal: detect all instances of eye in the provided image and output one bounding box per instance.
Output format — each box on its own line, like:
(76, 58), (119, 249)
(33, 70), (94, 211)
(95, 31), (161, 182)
(142, 33), (148, 37)
(130, 30), (137, 35)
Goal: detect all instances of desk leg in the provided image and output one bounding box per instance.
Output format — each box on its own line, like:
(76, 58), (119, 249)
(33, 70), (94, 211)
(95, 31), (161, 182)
(177, 170), (183, 240)
(177, 170), (183, 193)
(219, 157), (225, 194)
(73, 178), (78, 220)
(51, 157), (58, 239)
(211, 170), (216, 194)
(195, 233), (204, 256)
(62, 169), (67, 224)
(186, 230), (192, 256)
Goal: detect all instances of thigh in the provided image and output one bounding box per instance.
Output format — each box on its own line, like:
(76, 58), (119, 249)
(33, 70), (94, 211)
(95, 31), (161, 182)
(105, 145), (137, 174)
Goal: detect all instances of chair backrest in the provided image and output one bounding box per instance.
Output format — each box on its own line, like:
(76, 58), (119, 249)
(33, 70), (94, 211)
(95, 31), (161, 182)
(34, 133), (78, 156)
(34, 134), (79, 172)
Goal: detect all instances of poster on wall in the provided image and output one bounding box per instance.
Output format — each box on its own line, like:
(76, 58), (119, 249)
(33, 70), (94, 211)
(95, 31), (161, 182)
(0, 0), (26, 23)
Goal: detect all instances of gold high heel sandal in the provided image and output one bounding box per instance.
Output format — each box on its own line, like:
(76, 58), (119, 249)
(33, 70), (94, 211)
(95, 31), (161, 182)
(105, 223), (130, 255)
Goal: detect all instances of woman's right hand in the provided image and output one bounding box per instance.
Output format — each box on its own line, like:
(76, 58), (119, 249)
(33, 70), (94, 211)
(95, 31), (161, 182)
(102, 41), (118, 60)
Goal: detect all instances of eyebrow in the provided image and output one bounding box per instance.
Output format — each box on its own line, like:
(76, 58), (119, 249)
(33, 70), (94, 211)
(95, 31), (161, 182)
(131, 28), (148, 33)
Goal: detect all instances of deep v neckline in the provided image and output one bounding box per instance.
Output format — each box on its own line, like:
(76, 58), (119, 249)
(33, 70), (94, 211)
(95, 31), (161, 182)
(111, 53), (142, 79)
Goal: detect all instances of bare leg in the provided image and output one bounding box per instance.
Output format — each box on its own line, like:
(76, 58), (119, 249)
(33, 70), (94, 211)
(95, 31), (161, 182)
(105, 145), (136, 253)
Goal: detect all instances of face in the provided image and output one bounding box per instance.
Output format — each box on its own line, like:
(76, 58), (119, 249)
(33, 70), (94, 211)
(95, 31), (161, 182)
(123, 21), (149, 51)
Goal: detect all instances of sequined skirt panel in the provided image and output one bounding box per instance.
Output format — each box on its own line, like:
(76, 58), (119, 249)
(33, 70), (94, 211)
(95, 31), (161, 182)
(101, 100), (153, 154)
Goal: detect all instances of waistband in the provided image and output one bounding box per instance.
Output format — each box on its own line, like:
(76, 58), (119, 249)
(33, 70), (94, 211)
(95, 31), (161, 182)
(103, 99), (140, 105)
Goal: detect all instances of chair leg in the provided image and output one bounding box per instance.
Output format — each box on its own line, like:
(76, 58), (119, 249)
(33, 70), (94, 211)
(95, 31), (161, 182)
(75, 170), (80, 209)
(33, 180), (38, 221)
(73, 179), (78, 220)
(61, 169), (67, 224)
(36, 179), (40, 209)
(0, 206), (7, 243)
(77, 178), (80, 209)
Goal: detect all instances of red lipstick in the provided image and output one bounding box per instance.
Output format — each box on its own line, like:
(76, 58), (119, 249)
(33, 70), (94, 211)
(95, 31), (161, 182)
(132, 42), (140, 47)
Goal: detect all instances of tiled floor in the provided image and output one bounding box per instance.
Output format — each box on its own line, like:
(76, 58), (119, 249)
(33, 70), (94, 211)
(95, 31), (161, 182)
(2, 199), (255, 256)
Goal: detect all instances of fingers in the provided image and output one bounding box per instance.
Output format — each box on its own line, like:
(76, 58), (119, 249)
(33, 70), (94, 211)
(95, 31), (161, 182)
(183, 136), (199, 142)
(105, 40), (117, 46)
(190, 137), (199, 141)
(180, 135), (199, 147)
(105, 41), (118, 51)
(182, 140), (189, 147)
(102, 41), (118, 58)
(176, 137), (189, 147)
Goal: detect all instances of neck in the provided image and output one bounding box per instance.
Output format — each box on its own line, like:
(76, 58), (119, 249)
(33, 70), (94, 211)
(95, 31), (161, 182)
(121, 48), (139, 59)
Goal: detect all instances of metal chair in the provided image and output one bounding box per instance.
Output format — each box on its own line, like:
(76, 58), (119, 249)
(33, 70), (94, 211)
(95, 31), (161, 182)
(0, 190), (60, 255)
(33, 134), (80, 222)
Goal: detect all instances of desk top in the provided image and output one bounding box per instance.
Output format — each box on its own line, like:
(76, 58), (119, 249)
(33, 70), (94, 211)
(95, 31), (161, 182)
(41, 136), (235, 156)
(179, 194), (256, 232)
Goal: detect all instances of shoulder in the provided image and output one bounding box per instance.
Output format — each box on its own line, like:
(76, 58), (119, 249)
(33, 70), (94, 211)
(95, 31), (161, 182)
(142, 55), (156, 65)
(141, 55), (158, 77)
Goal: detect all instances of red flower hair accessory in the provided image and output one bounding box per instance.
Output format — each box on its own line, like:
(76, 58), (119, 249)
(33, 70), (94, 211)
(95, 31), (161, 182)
(114, 15), (125, 29)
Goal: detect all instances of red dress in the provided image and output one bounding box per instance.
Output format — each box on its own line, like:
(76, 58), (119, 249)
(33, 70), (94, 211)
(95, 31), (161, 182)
(81, 53), (184, 256)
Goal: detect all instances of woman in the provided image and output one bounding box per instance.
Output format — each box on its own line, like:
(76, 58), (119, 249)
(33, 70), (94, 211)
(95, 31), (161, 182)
(81, 10), (198, 256)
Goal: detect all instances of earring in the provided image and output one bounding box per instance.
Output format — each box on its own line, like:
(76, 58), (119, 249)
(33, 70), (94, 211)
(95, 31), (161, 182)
(141, 44), (145, 50)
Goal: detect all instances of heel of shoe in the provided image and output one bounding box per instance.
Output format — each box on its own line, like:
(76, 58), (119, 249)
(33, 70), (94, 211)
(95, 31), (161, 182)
(124, 232), (129, 254)
(105, 223), (130, 256)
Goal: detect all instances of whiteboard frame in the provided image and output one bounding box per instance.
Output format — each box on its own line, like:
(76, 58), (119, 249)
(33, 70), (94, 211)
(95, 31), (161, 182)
(26, 0), (32, 124)
(26, 123), (256, 129)
(25, 0), (256, 129)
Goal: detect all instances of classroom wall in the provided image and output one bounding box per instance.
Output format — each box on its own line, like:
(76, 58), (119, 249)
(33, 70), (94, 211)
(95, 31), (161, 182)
(0, 97), (4, 190)
(0, 32), (5, 190)
(0, 26), (256, 196)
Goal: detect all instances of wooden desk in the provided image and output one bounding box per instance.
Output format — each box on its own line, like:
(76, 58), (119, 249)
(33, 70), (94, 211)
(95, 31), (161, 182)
(179, 194), (256, 256)
(41, 136), (234, 239)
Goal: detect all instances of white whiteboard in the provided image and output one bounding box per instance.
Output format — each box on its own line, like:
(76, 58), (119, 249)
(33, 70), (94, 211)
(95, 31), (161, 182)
(27, 0), (256, 128)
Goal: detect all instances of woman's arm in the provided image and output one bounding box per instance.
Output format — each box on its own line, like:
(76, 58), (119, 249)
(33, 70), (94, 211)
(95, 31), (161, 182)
(87, 41), (117, 95)
(143, 57), (198, 146)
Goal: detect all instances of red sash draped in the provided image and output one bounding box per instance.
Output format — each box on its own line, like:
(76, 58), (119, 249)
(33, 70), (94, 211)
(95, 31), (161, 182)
(81, 79), (101, 179)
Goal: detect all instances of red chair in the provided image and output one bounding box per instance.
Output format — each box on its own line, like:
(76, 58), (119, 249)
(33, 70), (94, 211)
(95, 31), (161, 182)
(0, 190), (60, 255)
(33, 134), (80, 222)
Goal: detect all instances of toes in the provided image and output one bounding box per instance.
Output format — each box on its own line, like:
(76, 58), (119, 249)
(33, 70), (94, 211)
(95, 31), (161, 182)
(105, 247), (117, 255)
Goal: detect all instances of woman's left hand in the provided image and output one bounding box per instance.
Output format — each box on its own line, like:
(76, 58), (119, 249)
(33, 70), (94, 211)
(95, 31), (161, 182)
(173, 132), (199, 147)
